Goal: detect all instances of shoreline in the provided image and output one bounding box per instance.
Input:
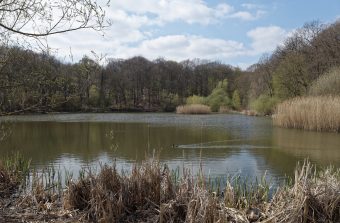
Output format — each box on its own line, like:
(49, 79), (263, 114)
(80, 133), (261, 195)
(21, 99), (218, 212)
(0, 154), (339, 223)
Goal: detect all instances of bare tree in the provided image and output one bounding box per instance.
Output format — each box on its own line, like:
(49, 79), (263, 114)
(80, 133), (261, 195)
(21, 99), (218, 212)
(0, 0), (108, 38)
(0, 0), (109, 114)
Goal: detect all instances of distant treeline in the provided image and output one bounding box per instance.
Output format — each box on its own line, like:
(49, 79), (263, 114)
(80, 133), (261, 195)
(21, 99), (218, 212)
(0, 48), (240, 113)
(0, 20), (339, 114)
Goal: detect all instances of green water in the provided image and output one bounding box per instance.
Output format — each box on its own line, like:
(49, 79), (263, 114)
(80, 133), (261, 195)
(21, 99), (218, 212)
(0, 113), (339, 181)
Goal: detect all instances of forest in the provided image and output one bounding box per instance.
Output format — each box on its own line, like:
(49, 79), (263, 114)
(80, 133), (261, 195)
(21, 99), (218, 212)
(0, 20), (339, 115)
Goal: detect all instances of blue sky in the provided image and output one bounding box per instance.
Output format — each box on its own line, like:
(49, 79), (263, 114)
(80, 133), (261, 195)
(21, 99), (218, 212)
(48, 0), (340, 69)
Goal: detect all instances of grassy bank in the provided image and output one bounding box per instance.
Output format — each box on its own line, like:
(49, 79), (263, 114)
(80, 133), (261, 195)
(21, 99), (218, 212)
(176, 104), (211, 114)
(1, 154), (339, 222)
(273, 96), (340, 132)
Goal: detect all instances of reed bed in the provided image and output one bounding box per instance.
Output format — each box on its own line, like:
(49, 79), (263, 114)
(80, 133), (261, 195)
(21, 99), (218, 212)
(0, 152), (30, 197)
(0, 154), (339, 222)
(176, 104), (211, 114)
(273, 96), (340, 132)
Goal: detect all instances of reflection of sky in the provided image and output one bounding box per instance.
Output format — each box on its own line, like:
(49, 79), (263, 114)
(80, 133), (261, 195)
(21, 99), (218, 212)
(40, 148), (283, 189)
(1, 113), (339, 188)
(165, 149), (282, 183)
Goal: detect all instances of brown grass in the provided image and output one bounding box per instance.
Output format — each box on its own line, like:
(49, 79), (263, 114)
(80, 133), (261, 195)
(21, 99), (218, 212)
(273, 96), (340, 132)
(0, 154), (339, 223)
(267, 161), (340, 222)
(176, 104), (211, 114)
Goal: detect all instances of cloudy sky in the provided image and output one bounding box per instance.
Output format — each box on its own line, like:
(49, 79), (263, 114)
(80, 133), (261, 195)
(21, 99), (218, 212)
(47, 0), (340, 69)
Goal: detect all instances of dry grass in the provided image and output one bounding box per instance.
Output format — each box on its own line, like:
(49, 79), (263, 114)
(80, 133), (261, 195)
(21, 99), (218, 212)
(0, 154), (339, 222)
(267, 161), (340, 222)
(176, 104), (211, 114)
(273, 96), (340, 132)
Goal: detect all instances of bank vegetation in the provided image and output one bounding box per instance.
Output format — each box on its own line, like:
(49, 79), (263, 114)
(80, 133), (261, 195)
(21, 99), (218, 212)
(176, 104), (211, 114)
(273, 96), (340, 132)
(0, 154), (339, 222)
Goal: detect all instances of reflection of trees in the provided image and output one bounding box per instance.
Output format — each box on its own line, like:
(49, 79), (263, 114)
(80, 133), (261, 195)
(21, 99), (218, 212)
(0, 122), (235, 165)
(271, 128), (340, 166)
(1, 118), (338, 178)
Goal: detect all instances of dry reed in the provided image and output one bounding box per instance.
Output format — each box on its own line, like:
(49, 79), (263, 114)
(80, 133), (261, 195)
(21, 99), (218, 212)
(273, 96), (340, 132)
(0, 154), (339, 222)
(176, 104), (211, 114)
(267, 161), (340, 222)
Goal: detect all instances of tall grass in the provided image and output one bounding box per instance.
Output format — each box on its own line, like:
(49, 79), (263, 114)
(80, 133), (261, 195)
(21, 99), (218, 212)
(176, 104), (211, 114)
(0, 152), (30, 197)
(273, 96), (340, 132)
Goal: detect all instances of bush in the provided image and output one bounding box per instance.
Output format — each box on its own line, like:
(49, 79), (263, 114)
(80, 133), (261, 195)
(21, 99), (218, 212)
(309, 67), (340, 96)
(206, 88), (231, 112)
(250, 94), (279, 115)
(232, 90), (241, 110)
(186, 95), (206, 105)
(185, 79), (230, 112)
(206, 79), (231, 112)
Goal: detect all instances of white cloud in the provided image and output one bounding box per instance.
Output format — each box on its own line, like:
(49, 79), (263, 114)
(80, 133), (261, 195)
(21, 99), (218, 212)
(229, 10), (266, 21)
(109, 0), (261, 25)
(247, 26), (288, 54)
(45, 25), (291, 66)
(241, 3), (262, 10)
(114, 35), (245, 61)
(34, 0), (283, 67)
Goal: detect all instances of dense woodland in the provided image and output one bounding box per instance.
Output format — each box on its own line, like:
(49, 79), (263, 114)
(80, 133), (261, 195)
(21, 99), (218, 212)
(0, 20), (339, 114)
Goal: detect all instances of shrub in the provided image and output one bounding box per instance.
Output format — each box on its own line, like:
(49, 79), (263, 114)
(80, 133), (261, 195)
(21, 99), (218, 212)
(186, 95), (206, 105)
(205, 79), (231, 112)
(206, 89), (231, 112)
(250, 94), (279, 115)
(309, 67), (340, 96)
(232, 90), (241, 110)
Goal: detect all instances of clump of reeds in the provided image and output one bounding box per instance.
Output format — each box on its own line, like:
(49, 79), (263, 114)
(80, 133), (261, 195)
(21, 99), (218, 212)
(273, 96), (340, 132)
(64, 159), (163, 222)
(176, 104), (211, 114)
(0, 152), (30, 197)
(267, 161), (340, 222)
(2, 153), (340, 223)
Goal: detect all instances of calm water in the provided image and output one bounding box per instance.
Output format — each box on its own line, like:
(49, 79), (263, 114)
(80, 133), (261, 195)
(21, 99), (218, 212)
(0, 113), (339, 183)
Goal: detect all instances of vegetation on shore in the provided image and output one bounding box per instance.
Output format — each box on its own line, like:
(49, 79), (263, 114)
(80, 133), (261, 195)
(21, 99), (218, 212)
(0, 154), (339, 222)
(176, 104), (211, 114)
(273, 96), (340, 132)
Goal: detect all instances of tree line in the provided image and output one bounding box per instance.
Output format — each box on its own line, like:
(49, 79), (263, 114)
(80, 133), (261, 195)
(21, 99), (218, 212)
(1, 20), (339, 115)
(231, 20), (340, 114)
(0, 49), (239, 113)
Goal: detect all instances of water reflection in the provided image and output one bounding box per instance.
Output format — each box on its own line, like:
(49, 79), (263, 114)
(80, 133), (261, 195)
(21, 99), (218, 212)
(272, 127), (340, 165)
(0, 113), (339, 183)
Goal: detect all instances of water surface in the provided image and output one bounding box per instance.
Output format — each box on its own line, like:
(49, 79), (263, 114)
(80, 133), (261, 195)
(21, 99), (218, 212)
(1, 113), (339, 183)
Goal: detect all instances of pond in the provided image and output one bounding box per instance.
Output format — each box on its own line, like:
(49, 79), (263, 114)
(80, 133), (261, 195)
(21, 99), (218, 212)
(0, 113), (339, 184)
